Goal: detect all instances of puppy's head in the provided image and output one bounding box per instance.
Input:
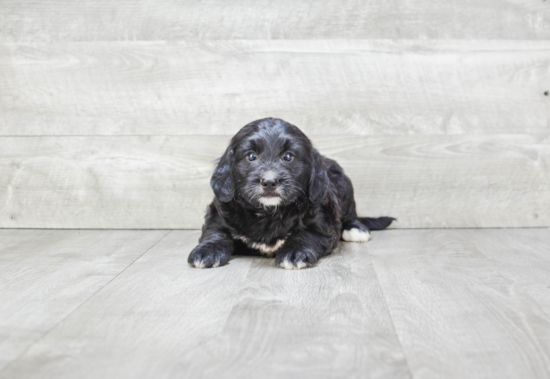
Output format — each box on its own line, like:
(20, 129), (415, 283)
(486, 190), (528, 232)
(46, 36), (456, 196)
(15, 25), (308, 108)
(211, 118), (328, 208)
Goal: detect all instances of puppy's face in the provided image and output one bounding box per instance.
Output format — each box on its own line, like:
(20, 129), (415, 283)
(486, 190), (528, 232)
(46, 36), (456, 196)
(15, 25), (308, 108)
(232, 121), (311, 207)
(211, 118), (327, 208)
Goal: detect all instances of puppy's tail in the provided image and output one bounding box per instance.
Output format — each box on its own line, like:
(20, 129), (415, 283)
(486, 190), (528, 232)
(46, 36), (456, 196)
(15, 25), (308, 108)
(357, 217), (396, 231)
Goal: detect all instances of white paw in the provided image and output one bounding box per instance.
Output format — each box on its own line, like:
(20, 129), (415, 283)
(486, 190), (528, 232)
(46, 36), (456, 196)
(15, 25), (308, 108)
(279, 258), (308, 270)
(342, 228), (371, 242)
(191, 259), (220, 269)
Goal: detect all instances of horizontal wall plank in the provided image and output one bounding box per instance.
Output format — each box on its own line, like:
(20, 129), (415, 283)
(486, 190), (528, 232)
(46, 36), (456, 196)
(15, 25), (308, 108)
(1, 0), (549, 42)
(0, 136), (230, 229)
(0, 134), (548, 229)
(1, 40), (549, 136)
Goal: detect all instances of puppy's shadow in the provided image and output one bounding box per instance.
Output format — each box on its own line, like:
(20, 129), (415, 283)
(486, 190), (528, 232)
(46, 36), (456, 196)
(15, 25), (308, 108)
(231, 240), (265, 258)
(227, 240), (343, 269)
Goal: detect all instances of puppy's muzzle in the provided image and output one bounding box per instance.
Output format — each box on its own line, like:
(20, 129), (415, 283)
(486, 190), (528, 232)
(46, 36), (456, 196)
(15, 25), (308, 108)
(260, 177), (280, 189)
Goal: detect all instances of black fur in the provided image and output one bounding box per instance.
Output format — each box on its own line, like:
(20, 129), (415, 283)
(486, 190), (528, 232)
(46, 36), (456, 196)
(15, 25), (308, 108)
(188, 118), (395, 269)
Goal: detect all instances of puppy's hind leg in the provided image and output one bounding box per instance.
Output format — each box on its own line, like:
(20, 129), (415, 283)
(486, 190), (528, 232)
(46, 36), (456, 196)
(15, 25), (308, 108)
(341, 219), (371, 243)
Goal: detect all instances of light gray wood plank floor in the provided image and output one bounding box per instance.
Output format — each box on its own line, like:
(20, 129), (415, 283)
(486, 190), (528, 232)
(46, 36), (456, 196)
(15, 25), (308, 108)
(0, 229), (170, 372)
(1, 228), (549, 378)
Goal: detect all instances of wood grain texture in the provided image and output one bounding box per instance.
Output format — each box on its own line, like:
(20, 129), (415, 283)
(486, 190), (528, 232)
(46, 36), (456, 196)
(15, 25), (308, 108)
(0, 230), (410, 379)
(2, 229), (550, 378)
(194, 243), (410, 379)
(0, 229), (52, 253)
(1, 0), (549, 42)
(1, 40), (549, 136)
(1, 134), (548, 229)
(0, 136), (230, 229)
(369, 229), (550, 379)
(322, 134), (550, 228)
(0, 229), (169, 371)
(459, 229), (550, 317)
(0, 231), (258, 379)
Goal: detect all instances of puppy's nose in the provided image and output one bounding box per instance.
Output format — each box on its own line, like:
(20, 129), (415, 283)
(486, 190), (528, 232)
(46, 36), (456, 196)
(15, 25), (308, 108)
(261, 177), (279, 188)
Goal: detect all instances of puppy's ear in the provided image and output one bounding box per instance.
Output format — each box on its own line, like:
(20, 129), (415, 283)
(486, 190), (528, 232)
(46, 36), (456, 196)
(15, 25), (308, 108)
(210, 147), (235, 202)
(309, 149), (329, 204)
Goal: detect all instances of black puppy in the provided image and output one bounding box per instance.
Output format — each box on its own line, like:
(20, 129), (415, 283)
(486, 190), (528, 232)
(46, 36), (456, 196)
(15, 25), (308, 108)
(188, 118), (394, 269)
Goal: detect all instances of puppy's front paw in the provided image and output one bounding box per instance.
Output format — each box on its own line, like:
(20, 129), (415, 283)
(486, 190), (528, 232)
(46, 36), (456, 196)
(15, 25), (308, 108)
(188, 243), (230, 269)
(275, 248), (319, 270)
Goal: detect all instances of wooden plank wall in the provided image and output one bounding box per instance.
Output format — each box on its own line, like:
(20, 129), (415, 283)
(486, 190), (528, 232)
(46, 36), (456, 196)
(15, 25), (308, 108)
(1, 1), (549, 229)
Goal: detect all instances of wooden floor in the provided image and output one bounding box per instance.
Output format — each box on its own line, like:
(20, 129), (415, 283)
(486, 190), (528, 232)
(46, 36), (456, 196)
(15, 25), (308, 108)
(1, 228), (549, 379)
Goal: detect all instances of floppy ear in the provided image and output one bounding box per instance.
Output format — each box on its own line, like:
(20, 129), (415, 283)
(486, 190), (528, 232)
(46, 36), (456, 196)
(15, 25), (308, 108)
(309, 149), (329, 204)
(210, 147), (235, 202)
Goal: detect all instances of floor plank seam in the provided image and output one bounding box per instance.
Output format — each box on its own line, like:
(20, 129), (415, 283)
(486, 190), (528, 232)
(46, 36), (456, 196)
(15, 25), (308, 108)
(0, 229), (57, 255)
(368, 249), (415, 379)
(0, 229), (173, 375)
(470, 245), (550, 370)
(218, 257), (258, 331)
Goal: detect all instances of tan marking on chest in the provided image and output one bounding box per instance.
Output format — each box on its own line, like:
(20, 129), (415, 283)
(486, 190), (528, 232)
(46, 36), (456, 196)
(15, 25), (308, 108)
(233, 234), (286, 257)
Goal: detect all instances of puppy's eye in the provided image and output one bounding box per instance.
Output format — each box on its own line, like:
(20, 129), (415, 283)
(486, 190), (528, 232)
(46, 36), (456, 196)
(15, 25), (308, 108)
(282, 152), (294, 162)
(247, 152), (257, 162)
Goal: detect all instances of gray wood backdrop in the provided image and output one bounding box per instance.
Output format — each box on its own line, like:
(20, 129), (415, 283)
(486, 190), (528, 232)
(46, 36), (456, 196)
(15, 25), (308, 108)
(1, 1), (549, 229)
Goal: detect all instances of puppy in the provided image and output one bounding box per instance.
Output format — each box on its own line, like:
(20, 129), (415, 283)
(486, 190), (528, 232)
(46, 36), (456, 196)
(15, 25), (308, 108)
(188, 118), (394, 269)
